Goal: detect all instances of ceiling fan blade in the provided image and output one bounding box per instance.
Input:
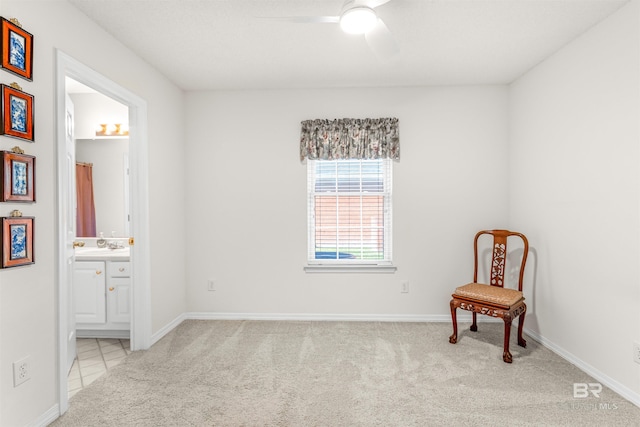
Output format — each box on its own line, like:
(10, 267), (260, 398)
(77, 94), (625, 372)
(263, 16), (340, 24)
(353, 0), (393, 9)
(364, 18), (399, 59)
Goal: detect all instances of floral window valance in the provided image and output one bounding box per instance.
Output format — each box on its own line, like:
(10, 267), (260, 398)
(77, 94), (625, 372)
(300, 118), (399, 161)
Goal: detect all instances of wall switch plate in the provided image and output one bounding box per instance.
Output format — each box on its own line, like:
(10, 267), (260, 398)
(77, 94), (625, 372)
(207, 280), (216, 291)
(401, 281), (409, 293)
(13, 356), (30, 387)
(633, 341), (640, 364)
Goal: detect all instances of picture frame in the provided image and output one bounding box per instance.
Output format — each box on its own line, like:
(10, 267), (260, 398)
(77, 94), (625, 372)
(0, 17), (33, 81)
(1, 216), (34, 268)
(1, 150), (35, 202)
(1, 83), (34, 141)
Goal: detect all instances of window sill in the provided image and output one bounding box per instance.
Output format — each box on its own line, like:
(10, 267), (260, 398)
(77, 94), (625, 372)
(304, 264), (397, 274)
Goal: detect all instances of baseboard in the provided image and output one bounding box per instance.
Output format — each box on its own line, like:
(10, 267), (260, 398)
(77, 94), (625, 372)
(524, 327), (640, 408)
(30, 404), (59, 427)
(186, 312), (498, 323)
(150, 312), (187, 346)
(187, 312), (453, 322)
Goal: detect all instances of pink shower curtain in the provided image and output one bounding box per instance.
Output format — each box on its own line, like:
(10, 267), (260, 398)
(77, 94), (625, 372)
(76, 163), (96, 237)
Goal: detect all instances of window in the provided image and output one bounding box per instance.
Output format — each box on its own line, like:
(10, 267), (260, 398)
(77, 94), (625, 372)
(307, 158), (392, 265)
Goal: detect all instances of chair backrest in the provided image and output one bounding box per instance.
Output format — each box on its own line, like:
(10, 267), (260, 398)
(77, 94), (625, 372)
(473, 230), (529, 291)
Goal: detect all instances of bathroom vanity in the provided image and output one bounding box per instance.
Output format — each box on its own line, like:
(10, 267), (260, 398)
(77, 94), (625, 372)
(74, 245), (130, 339)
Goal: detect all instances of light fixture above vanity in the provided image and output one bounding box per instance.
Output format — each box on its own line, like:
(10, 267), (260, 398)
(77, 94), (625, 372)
(95, 123), (129, 137)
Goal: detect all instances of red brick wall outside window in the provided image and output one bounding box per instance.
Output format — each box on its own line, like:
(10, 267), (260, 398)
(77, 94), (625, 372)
(314, 195), (385, 259)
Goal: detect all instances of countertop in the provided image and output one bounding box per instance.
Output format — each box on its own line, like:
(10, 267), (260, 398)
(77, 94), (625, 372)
(75, 247), (130, 261)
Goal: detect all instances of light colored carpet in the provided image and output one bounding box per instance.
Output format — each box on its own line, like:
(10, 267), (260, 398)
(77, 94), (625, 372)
(52, 320), (640, 426)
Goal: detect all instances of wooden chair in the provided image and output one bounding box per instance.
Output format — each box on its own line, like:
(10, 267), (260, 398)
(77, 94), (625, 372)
(449, 230), (529, 363)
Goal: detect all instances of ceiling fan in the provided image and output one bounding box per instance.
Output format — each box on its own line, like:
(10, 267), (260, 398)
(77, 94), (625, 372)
(270, 0), (399, 59)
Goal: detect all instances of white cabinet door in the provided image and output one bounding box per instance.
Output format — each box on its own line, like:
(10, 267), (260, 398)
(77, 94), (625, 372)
(74, 261), (106, 324)
(107, 277), (130, 324)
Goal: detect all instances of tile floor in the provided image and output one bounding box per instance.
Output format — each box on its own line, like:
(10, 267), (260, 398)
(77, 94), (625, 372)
(68, 338), (131, 399)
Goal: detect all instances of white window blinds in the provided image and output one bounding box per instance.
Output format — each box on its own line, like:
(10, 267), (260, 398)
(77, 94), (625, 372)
(307, 158), (392, 264)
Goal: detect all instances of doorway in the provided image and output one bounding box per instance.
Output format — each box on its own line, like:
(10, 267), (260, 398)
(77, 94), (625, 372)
(55, 50), (151, 414)
(68, 78), (130, 242)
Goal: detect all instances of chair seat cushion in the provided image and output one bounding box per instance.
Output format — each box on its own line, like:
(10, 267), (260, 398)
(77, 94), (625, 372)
(453, 283), (523, 307)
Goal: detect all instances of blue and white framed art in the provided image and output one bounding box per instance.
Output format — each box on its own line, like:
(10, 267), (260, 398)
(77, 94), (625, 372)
(1, 83), (34, 142)
(1, 149), (35, 202)
(1, 215), (34, 268)
(0, 17), (33, 81)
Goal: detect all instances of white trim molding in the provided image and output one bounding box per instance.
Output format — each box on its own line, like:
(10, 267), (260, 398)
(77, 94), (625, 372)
(151, 313), (188, 346)
(29, 404), (59, 427)
(524, 327), (640, 408)
(186, 312), (475, 323)
(304, 265), (397, 274)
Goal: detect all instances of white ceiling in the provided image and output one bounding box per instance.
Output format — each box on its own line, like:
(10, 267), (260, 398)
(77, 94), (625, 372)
(67, 0), (628, 91)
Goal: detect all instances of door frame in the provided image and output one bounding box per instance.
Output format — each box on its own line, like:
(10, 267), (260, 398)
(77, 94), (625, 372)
(55, 50), (151, 413)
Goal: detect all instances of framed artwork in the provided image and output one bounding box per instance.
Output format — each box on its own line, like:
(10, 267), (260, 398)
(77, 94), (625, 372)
(1, 216), (34, 268)
(0, 17), (33, 81)
(1, 84), (34, 141)
(1, 150), (35, 202)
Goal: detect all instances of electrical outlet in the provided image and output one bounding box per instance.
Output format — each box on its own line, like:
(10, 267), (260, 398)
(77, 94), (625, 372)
(401, 281), (409, 293)
(13, 356), (30, 387)
(207, 280), (216, 291)
(633, 341), (640, 364)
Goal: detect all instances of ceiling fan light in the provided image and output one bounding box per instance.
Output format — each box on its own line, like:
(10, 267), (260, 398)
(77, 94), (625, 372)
(340, 7), (377, 34)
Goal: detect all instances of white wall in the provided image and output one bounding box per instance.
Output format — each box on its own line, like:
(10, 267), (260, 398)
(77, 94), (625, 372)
(0, 1), (187, 425)
(185, 86), (510, 317)
(510, 0), (640, 399)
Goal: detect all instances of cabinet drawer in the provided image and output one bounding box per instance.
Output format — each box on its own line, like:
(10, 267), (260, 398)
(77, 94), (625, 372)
(108, 261), (131, 277)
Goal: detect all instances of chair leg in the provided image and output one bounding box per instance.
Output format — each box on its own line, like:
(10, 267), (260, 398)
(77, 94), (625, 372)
(470, 312), (478, 332)
(517, 305), (527, 348)
(449, 300), (458, 344)
(502, 316), (513, 363)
